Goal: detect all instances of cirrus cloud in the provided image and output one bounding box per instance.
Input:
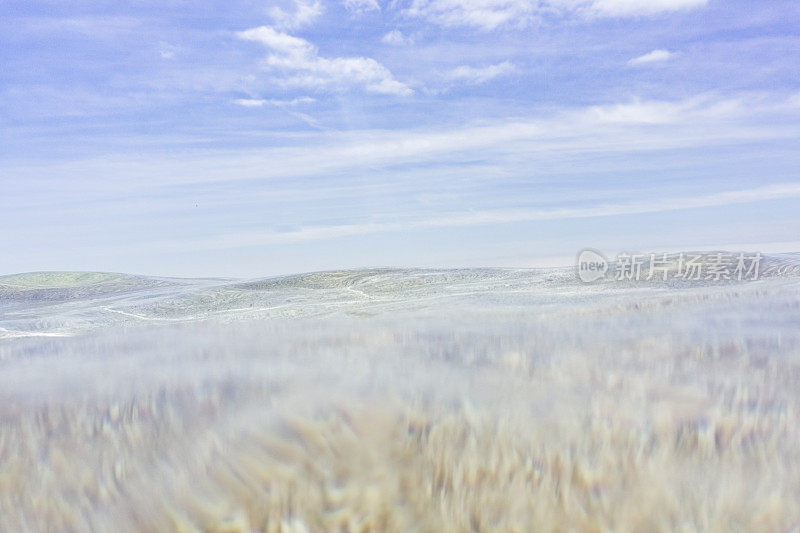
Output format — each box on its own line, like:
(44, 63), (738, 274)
(404, 0), (709, 31)
(446, 61), (515, 84)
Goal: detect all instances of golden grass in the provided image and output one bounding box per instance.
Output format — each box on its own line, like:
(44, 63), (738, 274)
(1, 335), (798, 532)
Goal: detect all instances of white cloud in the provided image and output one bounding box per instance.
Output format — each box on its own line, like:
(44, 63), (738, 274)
(158, 42), (179, 60)
(446, 61), (515, 84)
(237, 26), (412, 96)
(628, 49), (677, 65)
(403, 0), (708, 30)
(405, 0), (534, 31)
(382, 29), (414, 46)
(590, 0), (707, 17)
(272, 96), (317, 106)
(233, 97), (316, 107)
(344, 0), (381, 13)
(269, 0), (323, 30)
(233, 98), (267, 107)
(238, 26), (314, 56)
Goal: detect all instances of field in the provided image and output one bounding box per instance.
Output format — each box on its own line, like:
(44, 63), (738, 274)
(1, 260), (800, 531)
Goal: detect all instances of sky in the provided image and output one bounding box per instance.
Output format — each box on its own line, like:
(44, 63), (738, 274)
(1, 0), (799, 277)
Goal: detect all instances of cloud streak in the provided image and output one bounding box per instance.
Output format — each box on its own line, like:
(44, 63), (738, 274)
(446, 61), (515, 84)
(233, 96), (316, 107)
(629, 49), (677, 65)
(590, 0), (707, 17)
(145, 182), (800, 251)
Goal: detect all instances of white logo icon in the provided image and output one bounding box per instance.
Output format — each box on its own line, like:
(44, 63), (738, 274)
(577, 249), (608, 282)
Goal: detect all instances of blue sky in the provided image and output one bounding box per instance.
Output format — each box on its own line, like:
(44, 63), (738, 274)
(1, 0), (799, 277)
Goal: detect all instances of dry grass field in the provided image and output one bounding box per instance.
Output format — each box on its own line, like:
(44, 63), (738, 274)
(1, 263), (799, 531)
